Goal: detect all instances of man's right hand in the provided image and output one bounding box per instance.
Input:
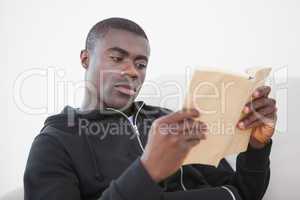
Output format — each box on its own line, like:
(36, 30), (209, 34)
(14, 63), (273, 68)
(140, 109), (207, 182)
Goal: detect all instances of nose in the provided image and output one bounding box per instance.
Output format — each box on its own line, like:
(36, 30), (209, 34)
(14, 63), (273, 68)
(122, 60), (138, 79)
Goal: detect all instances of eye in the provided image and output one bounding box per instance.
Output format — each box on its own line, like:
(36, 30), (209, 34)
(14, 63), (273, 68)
(110, 56), (123, 63)
(135, 62), (147, 69)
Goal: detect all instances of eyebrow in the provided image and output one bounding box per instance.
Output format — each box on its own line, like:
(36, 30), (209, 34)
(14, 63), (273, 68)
(107, 47), (148, 62)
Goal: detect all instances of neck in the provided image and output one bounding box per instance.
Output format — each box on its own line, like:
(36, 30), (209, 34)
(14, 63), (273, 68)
(80, 90), (135, 116)
(80, 90), (102, 111)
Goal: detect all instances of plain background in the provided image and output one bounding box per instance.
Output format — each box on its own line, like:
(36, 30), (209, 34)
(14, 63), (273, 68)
(1, 0), (299, 199)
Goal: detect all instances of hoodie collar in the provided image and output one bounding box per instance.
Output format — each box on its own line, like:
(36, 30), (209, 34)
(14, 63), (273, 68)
(76, 101), (145, 120)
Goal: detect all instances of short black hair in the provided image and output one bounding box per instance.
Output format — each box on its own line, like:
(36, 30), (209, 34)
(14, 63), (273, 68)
(85, 17), (148, 51)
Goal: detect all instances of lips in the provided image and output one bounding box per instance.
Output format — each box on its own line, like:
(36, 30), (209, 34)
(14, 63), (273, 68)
(114, 84), (137, 96)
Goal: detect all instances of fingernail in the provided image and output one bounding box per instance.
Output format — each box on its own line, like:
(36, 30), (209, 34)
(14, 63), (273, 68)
(254, 91), (260, 97)
(238, 122), (245, 129)
(192, 108), (200, 116)
(244, 106), (250, 113)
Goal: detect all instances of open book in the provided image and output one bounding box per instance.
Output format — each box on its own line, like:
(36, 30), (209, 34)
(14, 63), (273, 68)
(183, 67), (272, 167)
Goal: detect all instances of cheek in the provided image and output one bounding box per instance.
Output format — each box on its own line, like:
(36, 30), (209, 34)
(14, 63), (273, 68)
(99, 74), (111, 92)
(100, 72), (119, 94)
(95, 70), (110, 96)
(139, 71), (146, 85)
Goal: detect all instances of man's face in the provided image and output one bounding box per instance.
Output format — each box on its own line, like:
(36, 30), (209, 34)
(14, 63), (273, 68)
(85, 28), (150, 109)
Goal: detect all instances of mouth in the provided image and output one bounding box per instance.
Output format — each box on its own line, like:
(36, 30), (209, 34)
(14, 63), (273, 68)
(114, 84), (137, 96)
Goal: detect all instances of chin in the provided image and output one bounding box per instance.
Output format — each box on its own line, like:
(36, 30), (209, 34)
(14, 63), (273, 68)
(105, 95), (136, 110)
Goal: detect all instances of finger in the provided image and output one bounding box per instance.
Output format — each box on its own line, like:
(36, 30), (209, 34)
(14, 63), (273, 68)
(165, 120), (207, 137)
(186, 138), (202, 149)
(184, 132), (207, 141)
(239, 106), (277, 129)
(182, 126), (207, 140)
(157, 119), (206, 136)
(243, 98), (276, 114)
(252, 86), (271, 99)
(238, 112), (277, 129)
(263, 112), (277, 128)
(178, 139), (201, 152)
(178, 119), (208, 133)
(160, 109), (200, 123)
(158, 119), (193, 135)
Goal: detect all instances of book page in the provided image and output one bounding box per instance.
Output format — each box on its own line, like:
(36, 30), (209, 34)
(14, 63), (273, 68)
(182, 67), (271, 166)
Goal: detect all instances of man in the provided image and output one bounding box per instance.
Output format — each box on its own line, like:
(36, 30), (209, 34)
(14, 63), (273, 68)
(24, 18), (277, 200)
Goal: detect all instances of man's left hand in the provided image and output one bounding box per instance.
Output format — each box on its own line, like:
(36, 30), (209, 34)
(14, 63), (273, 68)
(238, 86), (277, 149)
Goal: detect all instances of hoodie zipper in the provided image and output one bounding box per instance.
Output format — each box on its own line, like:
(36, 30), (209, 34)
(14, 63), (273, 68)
(107, 102), (145, 153)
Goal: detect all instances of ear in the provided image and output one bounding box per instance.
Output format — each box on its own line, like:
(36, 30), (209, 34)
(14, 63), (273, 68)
(80, 49), (89, 69)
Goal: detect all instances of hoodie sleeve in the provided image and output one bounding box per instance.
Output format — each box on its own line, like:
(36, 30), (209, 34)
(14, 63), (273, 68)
(99, 158), (163, 200)
(197, 140), (272, 200)
(24, 134), (164, 200)
(24, 134), (81, 200)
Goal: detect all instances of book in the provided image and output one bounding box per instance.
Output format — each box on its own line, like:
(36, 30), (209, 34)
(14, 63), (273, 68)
(182, 67), (272, 166)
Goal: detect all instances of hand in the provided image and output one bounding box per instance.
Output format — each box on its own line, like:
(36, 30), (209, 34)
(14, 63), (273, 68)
(141, 109), (207, 182)
(237, 86), (277, 149)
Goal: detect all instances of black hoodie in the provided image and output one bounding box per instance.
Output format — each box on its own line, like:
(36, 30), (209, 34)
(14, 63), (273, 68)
(24, 101), (271, 200)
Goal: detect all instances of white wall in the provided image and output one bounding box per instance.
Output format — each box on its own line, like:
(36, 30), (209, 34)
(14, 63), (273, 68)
(1, 0), (299, 199)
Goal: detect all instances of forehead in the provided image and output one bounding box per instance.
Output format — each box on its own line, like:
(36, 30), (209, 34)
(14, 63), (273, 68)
(95, 28), (150, 57)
